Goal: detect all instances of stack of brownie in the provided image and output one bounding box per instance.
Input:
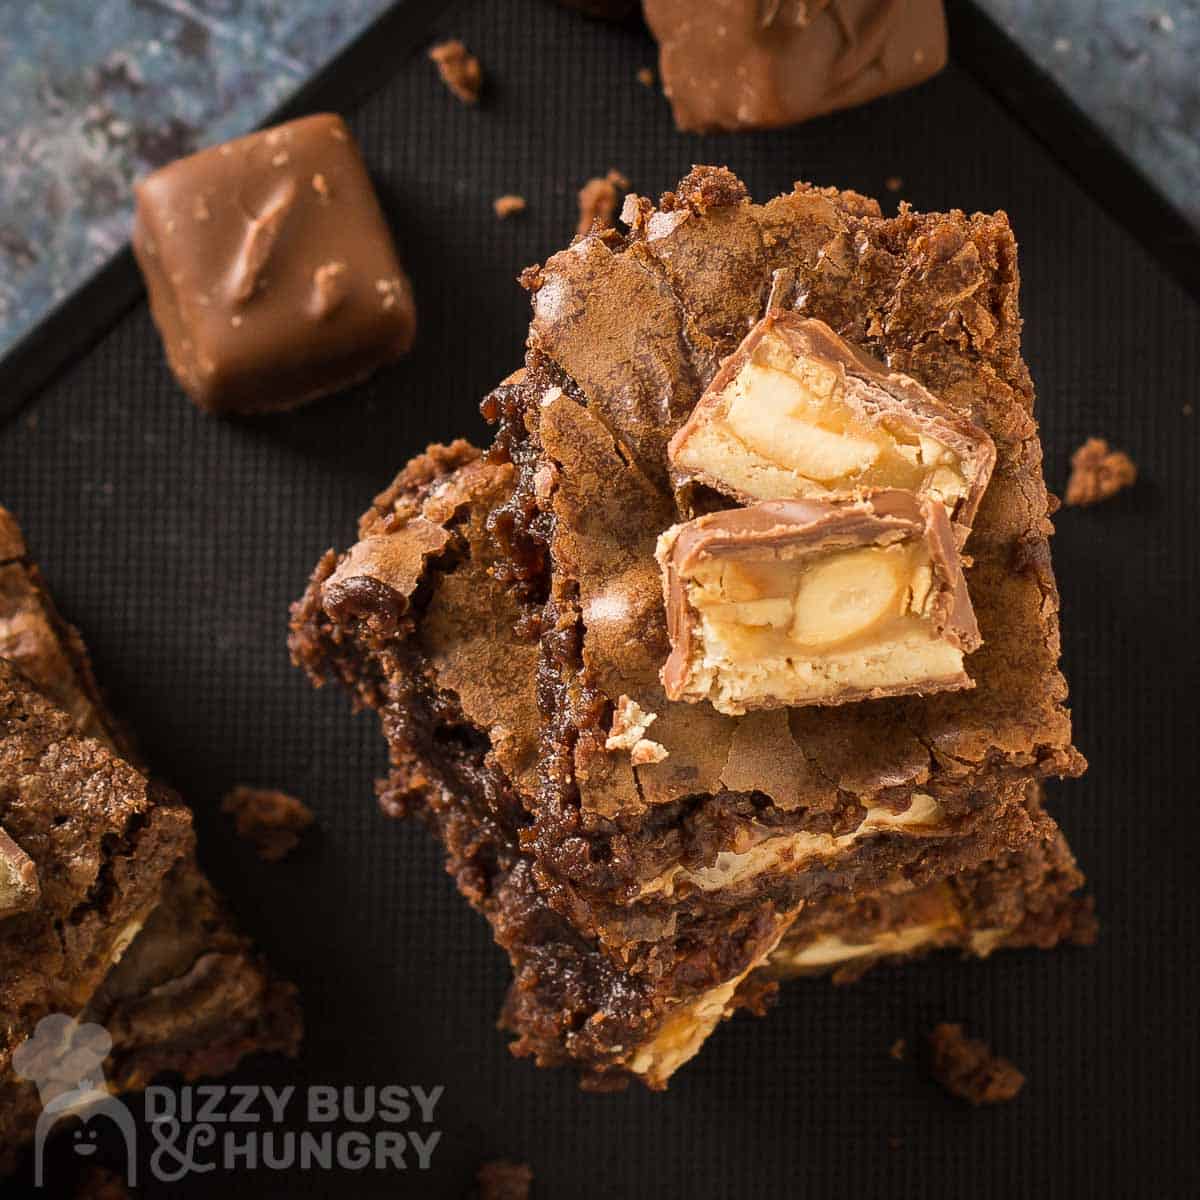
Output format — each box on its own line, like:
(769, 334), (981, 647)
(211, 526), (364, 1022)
(291, 166), (1094, 1089)
(0, 507), (301, 1170)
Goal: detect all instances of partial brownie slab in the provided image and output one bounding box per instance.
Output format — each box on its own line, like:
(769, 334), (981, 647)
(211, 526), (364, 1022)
(0, 662), (192, 1168)
(0, 511), (300, 1172)
(493, 168), (1083, 912)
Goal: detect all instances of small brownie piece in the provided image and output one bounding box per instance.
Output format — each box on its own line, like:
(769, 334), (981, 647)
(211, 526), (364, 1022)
(576, 170), (629, 237)
(928, 1023), (1026, 1105)
(658, 492), (980, 713)
(132, 113), (415, 414)
(1064, 437), (1137, 506)
(643, 0), (947, 133)
(428, 40), (483, 104)
(476, 1159), (534, 1200)
(222, 785), (315, 862)
(668, 315), (996, 542)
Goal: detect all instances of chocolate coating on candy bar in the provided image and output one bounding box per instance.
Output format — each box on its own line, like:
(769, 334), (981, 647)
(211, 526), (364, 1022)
(644, 0), (947, 133)
(659, 491), (980, 713)
(670, 315), (996, 543)
(133, 114), (416, 414)
(0, 826), (39, 917)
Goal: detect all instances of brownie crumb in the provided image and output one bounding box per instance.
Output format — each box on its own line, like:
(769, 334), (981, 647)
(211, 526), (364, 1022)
(494, 194), (527, 220)
(429, 40), (483, 104)
(885, 176), (904, 192)
(476, 1159), (533, 1200)
(576, 169), (630, 236)
(222, 786), (315, 862)
(637, 66), (656, 87)
(74, 1166), (129, 1200)
(889, 1037), (907, 1061)
(1064, 437), (1137, 506)
(928, 1023), (1025, 1106)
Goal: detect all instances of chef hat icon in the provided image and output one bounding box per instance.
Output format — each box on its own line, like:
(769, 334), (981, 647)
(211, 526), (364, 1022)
(11, 1014), (113, 1109)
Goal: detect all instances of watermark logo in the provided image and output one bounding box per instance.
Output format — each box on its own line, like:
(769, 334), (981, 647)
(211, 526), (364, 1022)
(12, 1014), (445, 1186)
(12, 1014), (137, 1187)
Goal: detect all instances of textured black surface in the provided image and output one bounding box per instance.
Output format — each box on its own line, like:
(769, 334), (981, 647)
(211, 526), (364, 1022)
(2, 0), (1197, 1195)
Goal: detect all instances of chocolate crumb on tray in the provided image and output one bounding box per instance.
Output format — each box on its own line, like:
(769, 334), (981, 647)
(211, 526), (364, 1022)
(74, 1166), (129, 1200)
(576, 170), (630, 236)
(222, 786), (316, 862)
(429, 39), (483, 104)
(928, 1023), (1026, 1106)
(494, 194), (528, 219)
(476, 1159), (534, 1200)
(132, 114), (416, 416)
(1064, 437), (1138, 506)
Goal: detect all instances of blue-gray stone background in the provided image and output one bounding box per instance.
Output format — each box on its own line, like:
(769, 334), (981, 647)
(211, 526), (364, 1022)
(976, 0), (1198, 226)
(1, 1), (1198, 368)
(0, 0), (393, 362)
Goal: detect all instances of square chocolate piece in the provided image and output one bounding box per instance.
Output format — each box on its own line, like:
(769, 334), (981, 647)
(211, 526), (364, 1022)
(658, 492), (980, 714)
(644, 0), (948, 133)
(133, 113), (415, 414)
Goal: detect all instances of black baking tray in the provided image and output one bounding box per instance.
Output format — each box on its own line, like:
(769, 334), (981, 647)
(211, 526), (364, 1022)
(3, 1), (1198, 1195)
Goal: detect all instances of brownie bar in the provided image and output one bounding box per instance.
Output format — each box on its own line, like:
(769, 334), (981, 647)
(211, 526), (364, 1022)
(291, 444), (1091, 1088)
(293, 440), (1053, 964)
(0, 511), (300, 1172)
(489, 168), (1083, 920)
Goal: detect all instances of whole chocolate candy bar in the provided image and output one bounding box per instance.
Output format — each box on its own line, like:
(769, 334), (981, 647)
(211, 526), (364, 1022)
(657, 491), (980, 714)
(669, 314), (996, 543)
(133, 113), (416, 415)
(643, 0), (948, 133)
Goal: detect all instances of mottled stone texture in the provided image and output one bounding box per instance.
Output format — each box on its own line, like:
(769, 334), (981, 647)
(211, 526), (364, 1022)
(0, 0), (392, 358)
(977, 1), (1199, 225)
(2, 1), (1197, 366)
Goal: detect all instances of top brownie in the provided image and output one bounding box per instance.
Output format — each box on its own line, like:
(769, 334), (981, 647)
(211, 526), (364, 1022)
(485, 167), (1082, 894)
